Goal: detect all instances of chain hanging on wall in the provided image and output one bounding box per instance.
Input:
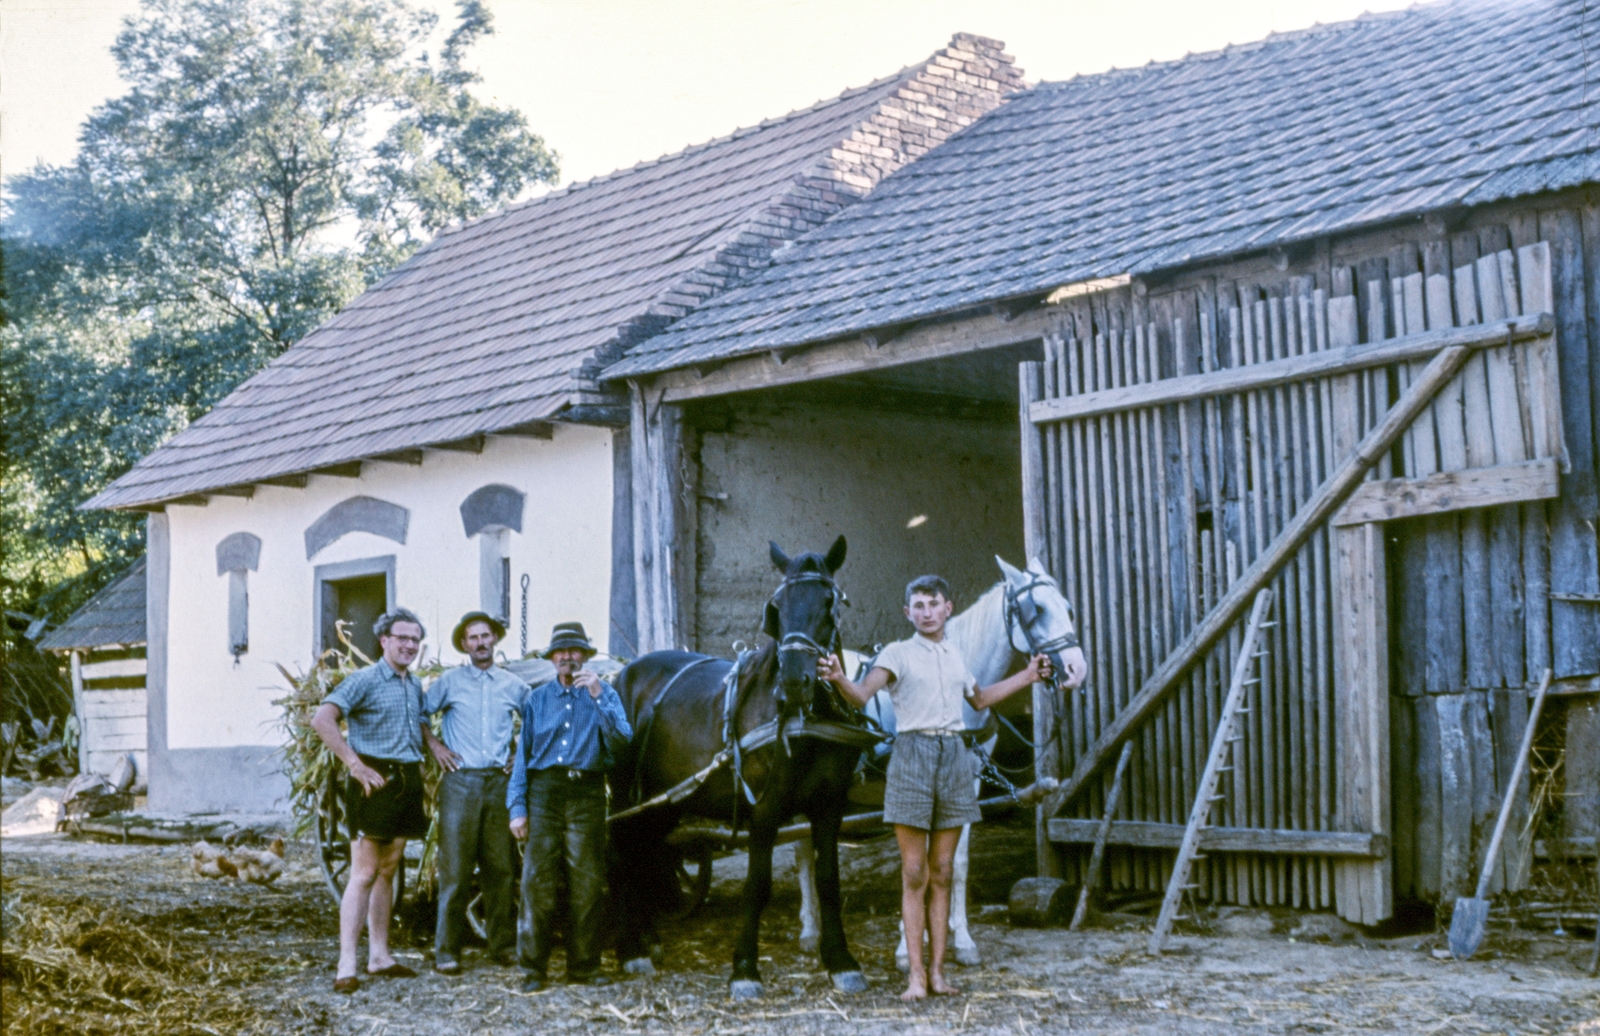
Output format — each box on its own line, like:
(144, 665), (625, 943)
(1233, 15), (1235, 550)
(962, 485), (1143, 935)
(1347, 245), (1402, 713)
(520, 573), (531, 658)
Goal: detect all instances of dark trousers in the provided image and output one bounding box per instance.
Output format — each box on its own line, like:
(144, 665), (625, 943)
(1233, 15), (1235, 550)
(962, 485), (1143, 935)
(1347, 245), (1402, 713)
(435, 769), (516, 960)
(518, 768), (608, 978)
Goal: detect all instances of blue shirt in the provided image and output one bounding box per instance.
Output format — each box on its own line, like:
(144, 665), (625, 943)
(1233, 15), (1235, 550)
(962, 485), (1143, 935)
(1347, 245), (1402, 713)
(506, 678), (632, 820)
(322, 660), (425, 762)
(423, 664), (530, 770)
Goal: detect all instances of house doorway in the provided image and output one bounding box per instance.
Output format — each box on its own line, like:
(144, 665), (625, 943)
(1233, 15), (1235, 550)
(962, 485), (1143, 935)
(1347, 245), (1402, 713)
(314, 556), (397, 661)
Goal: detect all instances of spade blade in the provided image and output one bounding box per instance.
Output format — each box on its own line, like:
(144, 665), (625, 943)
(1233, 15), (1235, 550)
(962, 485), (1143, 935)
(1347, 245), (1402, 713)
(1448, 896), (1489, 959)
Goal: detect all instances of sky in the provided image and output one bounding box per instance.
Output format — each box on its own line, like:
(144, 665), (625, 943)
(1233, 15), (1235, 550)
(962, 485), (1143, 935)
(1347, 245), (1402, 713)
(2, 0), (1415, 190)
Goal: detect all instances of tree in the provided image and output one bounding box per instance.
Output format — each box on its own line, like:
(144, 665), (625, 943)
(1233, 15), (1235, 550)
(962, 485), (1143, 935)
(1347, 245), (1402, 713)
(1, 0), (558, 636)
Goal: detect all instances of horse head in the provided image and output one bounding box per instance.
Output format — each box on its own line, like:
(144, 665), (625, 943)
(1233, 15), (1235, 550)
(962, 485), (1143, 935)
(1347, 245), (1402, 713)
(996, 555), (1088, 689)
(765, 536), (848, 713)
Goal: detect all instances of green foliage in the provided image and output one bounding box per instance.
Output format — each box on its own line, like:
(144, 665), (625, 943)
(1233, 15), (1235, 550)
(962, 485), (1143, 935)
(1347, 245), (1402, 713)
(2, 0), (558, 631)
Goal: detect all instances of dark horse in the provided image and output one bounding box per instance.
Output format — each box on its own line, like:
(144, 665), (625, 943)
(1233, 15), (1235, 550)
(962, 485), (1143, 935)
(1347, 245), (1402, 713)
(610, 537), (873, 998)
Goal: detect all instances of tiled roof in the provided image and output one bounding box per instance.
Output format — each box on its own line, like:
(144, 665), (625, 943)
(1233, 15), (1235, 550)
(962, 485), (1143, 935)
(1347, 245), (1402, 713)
(38, 560), (147, 651)
(607, 0), (1600, 379)
(88, 35), (1023, 510)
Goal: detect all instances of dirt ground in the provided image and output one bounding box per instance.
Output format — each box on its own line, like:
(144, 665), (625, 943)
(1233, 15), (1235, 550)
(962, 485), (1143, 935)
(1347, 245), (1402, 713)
(3, 817), (1597, 1036)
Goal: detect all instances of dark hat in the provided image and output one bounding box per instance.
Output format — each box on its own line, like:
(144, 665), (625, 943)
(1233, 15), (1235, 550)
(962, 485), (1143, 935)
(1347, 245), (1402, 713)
(541, 621), (597, 658)
(452, 611), (507, 652)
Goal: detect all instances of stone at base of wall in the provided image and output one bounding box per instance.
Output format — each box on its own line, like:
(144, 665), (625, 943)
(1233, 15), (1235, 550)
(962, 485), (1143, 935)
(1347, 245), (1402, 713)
(149, 745), (288, 815)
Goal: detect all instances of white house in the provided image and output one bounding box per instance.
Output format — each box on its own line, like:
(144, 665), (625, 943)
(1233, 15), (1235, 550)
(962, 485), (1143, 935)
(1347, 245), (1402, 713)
(83, 36), (1023, 813)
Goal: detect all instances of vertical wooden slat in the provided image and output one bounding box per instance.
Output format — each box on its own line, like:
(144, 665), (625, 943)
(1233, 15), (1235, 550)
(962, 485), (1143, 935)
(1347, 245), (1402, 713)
(1020, 359), (1059, 880)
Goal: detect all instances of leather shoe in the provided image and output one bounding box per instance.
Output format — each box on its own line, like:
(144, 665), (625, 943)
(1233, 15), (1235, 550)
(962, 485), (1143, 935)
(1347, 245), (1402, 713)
(520, 972), (547, 993)
(332, 975), (360, 994)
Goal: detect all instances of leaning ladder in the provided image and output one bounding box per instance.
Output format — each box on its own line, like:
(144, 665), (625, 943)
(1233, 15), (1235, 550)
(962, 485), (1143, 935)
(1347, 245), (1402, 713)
(1148, 588), (1275, 955)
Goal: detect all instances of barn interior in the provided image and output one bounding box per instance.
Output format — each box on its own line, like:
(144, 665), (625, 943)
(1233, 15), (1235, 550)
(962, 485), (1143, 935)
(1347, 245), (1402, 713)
(679, 341), (1043, 662)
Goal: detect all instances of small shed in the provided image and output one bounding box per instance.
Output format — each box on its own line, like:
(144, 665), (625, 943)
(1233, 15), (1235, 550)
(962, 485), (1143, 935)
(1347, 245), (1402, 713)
(39, 560), (149, 788)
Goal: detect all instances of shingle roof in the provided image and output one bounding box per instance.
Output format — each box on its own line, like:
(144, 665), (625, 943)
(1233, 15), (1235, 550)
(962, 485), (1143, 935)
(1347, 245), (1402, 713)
(607, 0), (1600, 379)
(38, 560), (147, 651)
(87, 35), (1024, 510)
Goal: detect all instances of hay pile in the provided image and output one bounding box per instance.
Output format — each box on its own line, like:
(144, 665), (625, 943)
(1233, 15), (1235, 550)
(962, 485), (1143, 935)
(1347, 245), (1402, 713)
(0, 883), (276, 1035)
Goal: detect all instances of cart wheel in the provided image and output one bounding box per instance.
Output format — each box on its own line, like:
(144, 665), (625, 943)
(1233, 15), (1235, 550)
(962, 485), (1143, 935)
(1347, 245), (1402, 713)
(466, 836), (524, 939)
(665, 844), (714, 920)
(315, 769), (404, 906)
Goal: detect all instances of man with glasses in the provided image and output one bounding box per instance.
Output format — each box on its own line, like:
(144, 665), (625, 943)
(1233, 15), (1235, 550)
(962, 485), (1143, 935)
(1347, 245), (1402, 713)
(311, 608), (432, 993)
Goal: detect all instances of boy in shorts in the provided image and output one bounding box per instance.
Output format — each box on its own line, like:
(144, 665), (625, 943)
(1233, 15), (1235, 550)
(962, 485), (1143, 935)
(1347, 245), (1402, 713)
(818, 575), (1050, 1000)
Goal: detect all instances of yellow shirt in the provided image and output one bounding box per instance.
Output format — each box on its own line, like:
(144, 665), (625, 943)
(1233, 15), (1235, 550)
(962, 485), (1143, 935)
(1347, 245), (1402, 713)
(872, 633), (976, 734)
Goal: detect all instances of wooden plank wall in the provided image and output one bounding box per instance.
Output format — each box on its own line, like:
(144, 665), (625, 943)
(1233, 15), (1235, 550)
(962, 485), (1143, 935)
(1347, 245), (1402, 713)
(1029, 203), (1595, 918)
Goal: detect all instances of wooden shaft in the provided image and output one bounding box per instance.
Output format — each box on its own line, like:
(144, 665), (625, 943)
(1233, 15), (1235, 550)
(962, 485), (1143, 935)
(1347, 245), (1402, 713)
(1149, 589), (1273, 954)
(1070, 740), (1135, 930)
(1040, 341), (1479, 819)
(1472, 668), (1554, 899)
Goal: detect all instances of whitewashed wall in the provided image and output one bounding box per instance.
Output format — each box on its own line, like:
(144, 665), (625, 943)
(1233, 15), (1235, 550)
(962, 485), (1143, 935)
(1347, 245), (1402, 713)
(160, 426), (614, 763)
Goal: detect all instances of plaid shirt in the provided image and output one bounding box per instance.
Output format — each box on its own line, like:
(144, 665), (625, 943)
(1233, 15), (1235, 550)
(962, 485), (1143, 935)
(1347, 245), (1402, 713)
(323, 659), (425, 763)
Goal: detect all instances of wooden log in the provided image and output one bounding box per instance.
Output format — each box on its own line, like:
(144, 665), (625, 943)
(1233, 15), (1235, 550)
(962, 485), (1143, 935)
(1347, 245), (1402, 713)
(1009, 877), (1071, 927)
(1040, 341), (1478, 823)
(1028, 315), (1552, 424)
(1047, 818), (1386, 857)
(1070, 741), (1135, 930)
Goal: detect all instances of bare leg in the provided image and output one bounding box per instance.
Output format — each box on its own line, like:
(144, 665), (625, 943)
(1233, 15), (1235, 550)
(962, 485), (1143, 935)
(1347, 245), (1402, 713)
(895, 825), (931, 1001)
(338, 837), (381, 980)
(925, 827), (962, 995)
(365, 837), (406, 972)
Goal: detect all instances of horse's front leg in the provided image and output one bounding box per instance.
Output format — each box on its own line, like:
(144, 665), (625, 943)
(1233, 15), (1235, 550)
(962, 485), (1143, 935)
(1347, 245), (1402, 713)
(795, 835), (822, 953)
(808, 808), (866, 993)
(731, 822), (778, 999)
(950, 822), (981, 965)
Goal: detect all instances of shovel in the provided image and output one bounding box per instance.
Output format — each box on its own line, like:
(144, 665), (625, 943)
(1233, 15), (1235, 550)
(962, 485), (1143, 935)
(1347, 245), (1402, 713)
(1448, 667), (1553, 960)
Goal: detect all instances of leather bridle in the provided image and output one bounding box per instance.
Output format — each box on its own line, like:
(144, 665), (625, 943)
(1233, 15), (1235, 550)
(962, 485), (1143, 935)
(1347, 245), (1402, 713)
(1003, 573), (1079, 694)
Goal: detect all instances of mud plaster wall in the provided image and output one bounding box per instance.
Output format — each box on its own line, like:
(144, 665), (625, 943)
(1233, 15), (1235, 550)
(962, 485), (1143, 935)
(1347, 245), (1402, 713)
(689, 400), (1025, 656)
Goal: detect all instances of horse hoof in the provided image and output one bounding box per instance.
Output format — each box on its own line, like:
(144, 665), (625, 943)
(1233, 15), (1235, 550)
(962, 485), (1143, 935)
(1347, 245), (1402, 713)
(894, 954), (910, 974)
(729, 980), (764, 1000)
(954, 946), (982, 967)
(624, 957), (657, 977)
(830, 971), (868, 995)
(798, 933), (819, 953)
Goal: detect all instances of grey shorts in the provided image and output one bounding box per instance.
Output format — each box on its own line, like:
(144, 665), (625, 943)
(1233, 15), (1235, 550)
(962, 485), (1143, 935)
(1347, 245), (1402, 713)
(883, 731), (982, 831)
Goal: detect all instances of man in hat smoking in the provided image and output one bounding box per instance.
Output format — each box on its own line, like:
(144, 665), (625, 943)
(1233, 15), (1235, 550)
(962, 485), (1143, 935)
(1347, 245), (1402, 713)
(421, 611), (529, 974)
(506, 622), (632, 990)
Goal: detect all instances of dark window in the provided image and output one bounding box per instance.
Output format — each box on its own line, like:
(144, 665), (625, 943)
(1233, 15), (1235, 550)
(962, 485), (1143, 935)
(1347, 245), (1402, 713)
(321, 573), (387, 661)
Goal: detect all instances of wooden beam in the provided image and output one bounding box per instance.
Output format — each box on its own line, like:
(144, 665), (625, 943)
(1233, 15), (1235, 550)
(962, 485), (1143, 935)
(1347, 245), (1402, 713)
(211, 485), (255, 498)
(372, 449), (424, 465)
(260, 473), (309, 488)
(654, 303), (1061, 403)
(312, 462), (362, 478)
(1046, 818), (1387, 859)
(1029, 313), (1552, 424)
(497, 421), (554, 439)
(1038, 342), (1479, 821)
(168, 495), (209, 506)
(431, 435), (485, 454)
(1333, 457), (1559, 525)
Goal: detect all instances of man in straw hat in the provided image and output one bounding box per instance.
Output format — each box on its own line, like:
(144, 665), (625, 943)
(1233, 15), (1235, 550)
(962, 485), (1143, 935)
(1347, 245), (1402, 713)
(506, 621), (631, 991)
(421, 611), (529, 974)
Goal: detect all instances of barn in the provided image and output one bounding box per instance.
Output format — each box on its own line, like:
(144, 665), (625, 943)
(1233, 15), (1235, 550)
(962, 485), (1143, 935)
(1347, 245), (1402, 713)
(82, 36), (1023, 813)
(605, 0), (1600, 924)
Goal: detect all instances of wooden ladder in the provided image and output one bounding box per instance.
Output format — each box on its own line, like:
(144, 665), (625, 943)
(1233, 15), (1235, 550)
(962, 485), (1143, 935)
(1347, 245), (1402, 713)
(1148, 588), (1275, 955)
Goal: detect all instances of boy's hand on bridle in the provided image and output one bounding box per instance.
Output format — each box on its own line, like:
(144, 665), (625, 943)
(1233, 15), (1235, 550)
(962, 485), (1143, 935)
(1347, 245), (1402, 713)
(1027, 653), (1054, 683)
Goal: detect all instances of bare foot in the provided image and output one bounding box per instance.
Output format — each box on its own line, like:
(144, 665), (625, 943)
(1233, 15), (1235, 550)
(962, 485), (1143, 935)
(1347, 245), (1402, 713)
(930, 970), (961, 996)
(901, 974), (929, 1002)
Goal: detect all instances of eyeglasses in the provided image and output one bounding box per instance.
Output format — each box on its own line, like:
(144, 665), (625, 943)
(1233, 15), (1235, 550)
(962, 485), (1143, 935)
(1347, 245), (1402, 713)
(385, 634), (422, 644)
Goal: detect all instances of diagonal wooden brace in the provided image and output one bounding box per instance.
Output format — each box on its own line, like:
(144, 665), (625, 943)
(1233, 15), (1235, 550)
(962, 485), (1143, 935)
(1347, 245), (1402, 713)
(1039, 340), (1481, 820)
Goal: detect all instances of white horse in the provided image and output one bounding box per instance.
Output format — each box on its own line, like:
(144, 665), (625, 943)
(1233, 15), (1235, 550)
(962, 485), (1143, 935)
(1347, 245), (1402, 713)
(794, 555), (1087, 967)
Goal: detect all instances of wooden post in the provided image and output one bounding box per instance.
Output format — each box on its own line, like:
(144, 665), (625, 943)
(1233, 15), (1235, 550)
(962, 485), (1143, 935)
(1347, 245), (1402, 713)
(69, 650), (87, 775)
(630, 380), (684, 653)
(1019, 360), (1061, 879)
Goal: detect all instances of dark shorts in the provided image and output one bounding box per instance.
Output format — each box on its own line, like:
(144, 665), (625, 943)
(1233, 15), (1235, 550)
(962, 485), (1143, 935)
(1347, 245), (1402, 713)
(346, 755), (429, 841)
(883, 731), (982, 831)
